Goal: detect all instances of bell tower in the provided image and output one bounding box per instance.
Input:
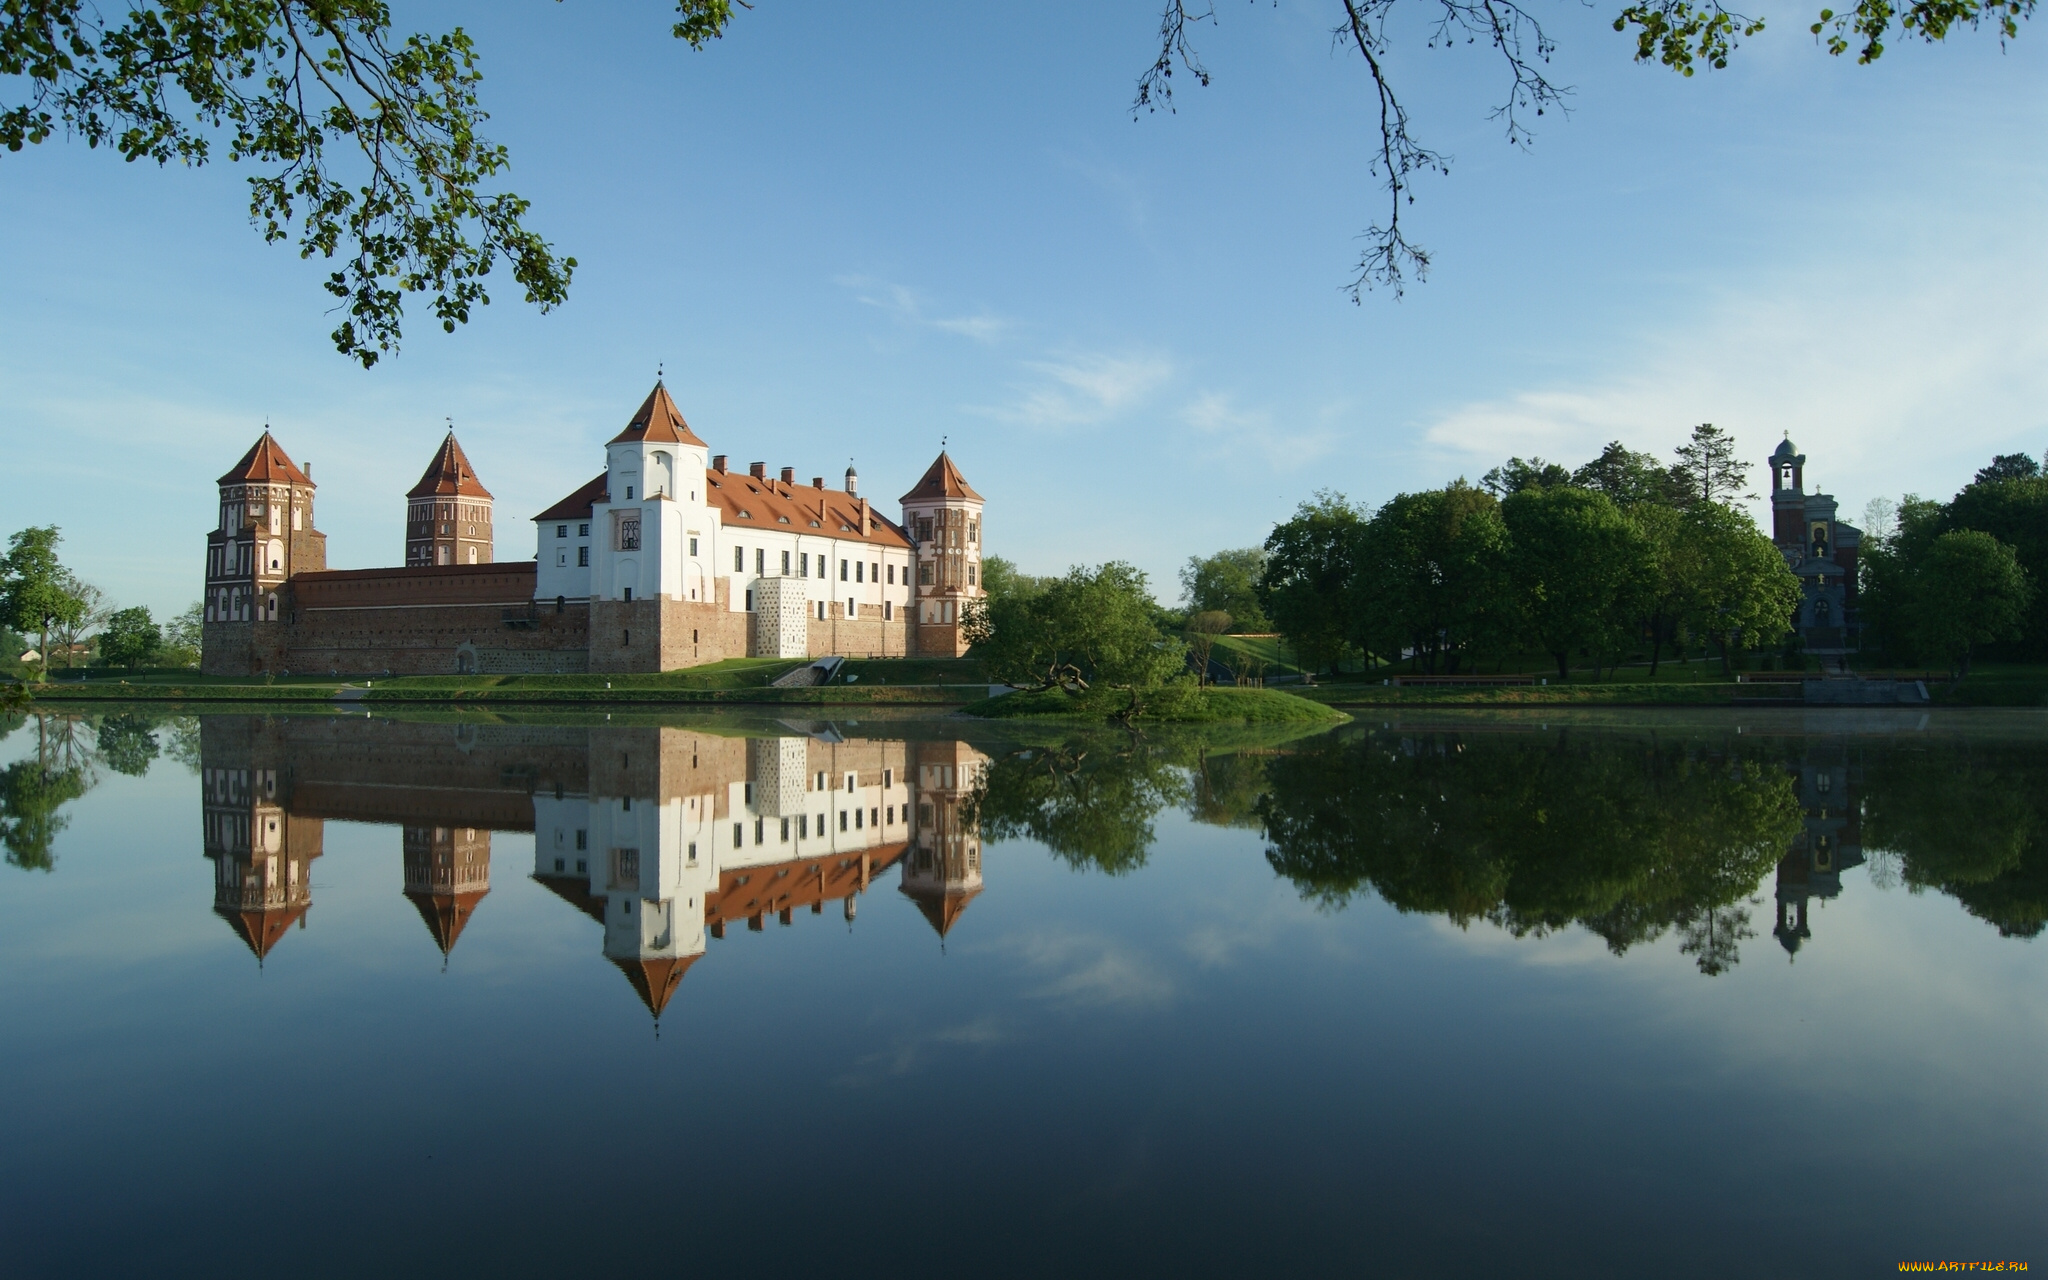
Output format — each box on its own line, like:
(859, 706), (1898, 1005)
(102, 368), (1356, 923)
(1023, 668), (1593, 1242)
(406, 431), (494, 567)
(899, 451), (985, 658)
(1769, 434), (1807, 546)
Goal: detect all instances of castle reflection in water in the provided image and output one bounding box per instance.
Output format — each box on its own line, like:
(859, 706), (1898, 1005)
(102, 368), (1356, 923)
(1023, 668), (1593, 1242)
(200, 719), (986, 1015)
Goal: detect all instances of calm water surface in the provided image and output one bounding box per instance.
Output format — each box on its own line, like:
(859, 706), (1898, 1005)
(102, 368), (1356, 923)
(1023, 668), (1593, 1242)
(0, 707), (2042, 1278)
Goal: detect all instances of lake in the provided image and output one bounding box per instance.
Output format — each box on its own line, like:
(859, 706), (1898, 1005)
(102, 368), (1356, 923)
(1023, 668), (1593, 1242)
(0, 706), (2041, 1277)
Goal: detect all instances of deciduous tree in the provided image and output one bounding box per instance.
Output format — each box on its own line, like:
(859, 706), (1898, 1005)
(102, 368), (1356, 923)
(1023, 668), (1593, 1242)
(1260, 492), (1364, 677)
(0, 527), (83, 684)
(1501, 486), (1654, 681)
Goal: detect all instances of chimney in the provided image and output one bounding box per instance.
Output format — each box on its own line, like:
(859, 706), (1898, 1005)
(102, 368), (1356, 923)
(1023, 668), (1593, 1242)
(812, 476), (824, 489)
(859, 497), (870, 535)
(780, 466), (795, 486)
(748, 461), (766, 480)
(712, 455), (727, 473)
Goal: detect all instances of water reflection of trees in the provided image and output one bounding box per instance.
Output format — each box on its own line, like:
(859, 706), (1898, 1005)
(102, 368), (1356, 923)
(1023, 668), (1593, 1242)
(970, 722), (2048, 973)
(0, 712), (197, 870)
(1255, 730), (1803, 973)
(1862, 744), (2048, 939)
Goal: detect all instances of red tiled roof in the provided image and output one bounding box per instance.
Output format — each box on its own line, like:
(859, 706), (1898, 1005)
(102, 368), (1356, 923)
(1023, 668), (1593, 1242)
(898, 451), (981, 504)
(534, 473), (610, 523)
(899, 884), (983, 938)
(709, 472), (911, 549)
(611, 953), (700, 1018)
(217, 431), (312, 487)
(407, 432), (493, 499)
(216, 902), (309, 960)
(608, 381), (708, 448)
(404, 888), (489, 956)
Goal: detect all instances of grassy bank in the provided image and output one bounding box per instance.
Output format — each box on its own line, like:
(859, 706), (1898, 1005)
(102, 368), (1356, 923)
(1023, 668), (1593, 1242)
(960, 685), (1348, 724)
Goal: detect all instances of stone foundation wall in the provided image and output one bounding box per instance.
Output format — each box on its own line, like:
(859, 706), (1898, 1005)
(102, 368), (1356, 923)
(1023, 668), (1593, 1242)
(808, 603), (915, 659)
(278, 600), (589, 676)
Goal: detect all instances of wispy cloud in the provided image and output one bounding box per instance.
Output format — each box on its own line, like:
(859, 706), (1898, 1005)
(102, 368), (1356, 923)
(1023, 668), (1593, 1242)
(833, 1016), (1010, 1088)
(975, 351), (1175, 428)
(834, 274), (1012, 345)
(1414, 257), (2048, 511)
(978, 929), (1176, 1009)
(1178, 390), (1342, 468)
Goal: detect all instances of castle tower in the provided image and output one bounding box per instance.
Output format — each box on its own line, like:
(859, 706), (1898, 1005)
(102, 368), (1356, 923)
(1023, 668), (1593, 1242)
(200, 723), (323, 962)
(402, 824), (492, 959)
(899, 452), (985, 658)
(899, 741), (988, 939)
(202, 431), (324, 676)
(406, 431), (494, 567)
(587, 381), (713, 650)
(1769, 435), (1807, 545)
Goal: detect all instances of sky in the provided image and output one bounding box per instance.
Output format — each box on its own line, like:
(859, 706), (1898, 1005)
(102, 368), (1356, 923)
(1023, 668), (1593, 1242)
(3, 1), (2045, 620)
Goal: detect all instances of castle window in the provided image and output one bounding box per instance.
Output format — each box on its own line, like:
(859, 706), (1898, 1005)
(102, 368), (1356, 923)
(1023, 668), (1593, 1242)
(557, 549), (567, 567)
(576, 829), (587, 850)
(625, 486), (634, 500)
(781, 550), (791, 575)
(578, 523), (590, 537)
(733, 823), (743, 849)
(839, 559), (848, 581)
(756, 548), (765, 576)
(968, 564), (977, 585)
(870, 562), (878, 582)
(577, 547), (589, 567)
(886, 564), (895, 584)
(847, 597), (856, 616)
(468, 547), (478, 564)
(689, 537), (698, 556)
(969, 521), (978, 543)
(557, 525), (567, 537)
(735, 546), (744, 572)
(919, 563), (933, 586)
(617, 513), (640, 551)
(817, 600), (826, 621)
(917, 517), (933, 542)
(885, 601), (893, 621)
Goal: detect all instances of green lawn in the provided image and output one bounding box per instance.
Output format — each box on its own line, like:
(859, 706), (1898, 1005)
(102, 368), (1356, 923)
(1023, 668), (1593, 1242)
(835, 657), (987, 685)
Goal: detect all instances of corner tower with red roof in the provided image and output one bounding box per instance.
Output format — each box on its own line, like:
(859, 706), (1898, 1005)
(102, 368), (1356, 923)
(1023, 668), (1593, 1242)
(405, 432), (494, 568)
(899, 452), (985, 658)
(201, 431), (325, 676)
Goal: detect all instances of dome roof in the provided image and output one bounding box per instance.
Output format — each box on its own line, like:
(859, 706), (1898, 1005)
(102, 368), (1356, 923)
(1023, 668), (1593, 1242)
(1771, 435), (1800, 460)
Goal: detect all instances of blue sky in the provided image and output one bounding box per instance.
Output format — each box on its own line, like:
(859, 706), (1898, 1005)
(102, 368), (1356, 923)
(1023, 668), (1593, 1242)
(3, 1), (2045, 619)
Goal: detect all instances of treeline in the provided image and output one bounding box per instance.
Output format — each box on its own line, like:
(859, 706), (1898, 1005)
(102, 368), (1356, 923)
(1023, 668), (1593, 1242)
(1247, 426), (1799, 679)
(1860, 453), (2047, 672)
(0, 712), (197, 870)
(2, 527), (201, 679)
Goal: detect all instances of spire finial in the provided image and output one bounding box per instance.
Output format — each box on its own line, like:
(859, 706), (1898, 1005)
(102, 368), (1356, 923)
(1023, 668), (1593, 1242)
(657, 361), (664, 383)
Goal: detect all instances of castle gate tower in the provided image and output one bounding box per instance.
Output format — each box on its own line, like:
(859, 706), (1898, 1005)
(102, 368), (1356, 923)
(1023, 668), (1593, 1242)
(900, 452), (985, 658)
(407, 431), (495, 567)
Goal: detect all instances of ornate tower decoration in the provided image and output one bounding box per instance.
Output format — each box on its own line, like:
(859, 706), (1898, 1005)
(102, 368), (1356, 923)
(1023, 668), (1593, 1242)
(200, 723), (323, 963)
(407, 431), (494, 567)
(202, 431), (324, 676)
(402, 825), (492, 960)
(899, 741), (989, 941)
(899, 451), (985, 658)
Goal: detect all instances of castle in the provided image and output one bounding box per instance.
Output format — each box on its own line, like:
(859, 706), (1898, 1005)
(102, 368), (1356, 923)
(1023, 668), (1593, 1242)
(200, 716), (988, 1017)
(201, 381), (987, 676)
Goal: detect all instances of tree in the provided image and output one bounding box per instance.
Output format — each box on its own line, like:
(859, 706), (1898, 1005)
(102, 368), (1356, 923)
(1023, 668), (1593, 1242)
(971, 737), (1191, 876)
(1261, 493), (1365, 677)
(160, 601), (204, 668)
(1573, 442), (1676, 508)
(978, 555), (1050, 603)
(1480, 457), (1571, 499)
(1859, 495), (1946, 662)
(1501, 487), (1654, 681)
(1975, 453), (2041, 484)
(97, 606), (161, 668)
(1670, 423), (1753, 507)
(3, 0), (577, 366)
(1910, 530), (2033, 678)
(1948, 475), (2048, 656)
(43, 576), (108, 670)
(1183, 610), (1232, 684)
(966, 561), (1191, 723)
(0, 526), (84, 683)
(1628, 502), (1686, 674)
(1669, 501), (1801, 675)
(1352, 483), (1507, 674)
(1179, 548), (1269, 631)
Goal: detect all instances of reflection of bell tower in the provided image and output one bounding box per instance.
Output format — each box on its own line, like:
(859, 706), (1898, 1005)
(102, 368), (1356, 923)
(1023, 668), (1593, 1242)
(900, 742), (989, 939)
(1773, 750), (1865, 959)
(202, 750), (322, 962)
(403, 825), (491, 959)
